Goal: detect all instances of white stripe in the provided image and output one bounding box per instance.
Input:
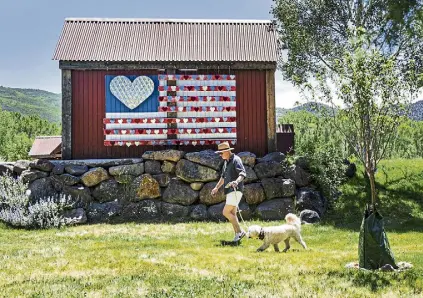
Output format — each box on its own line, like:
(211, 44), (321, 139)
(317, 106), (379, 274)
(177, 133), (237, 139)
(105, 123), (168, 129)
(159, 80), (236, 86)
(159, 102), (236, 107)
(105, 122), (237, 129)
(159, 91), (236, 96)
(106, 135), (168, 141)
(177, 112), (236, 117)
(106, 112), (168, 118)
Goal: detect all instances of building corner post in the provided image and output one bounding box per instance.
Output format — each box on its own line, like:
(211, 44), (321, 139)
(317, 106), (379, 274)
(266, 70), (276, 152)
(62, 69), (72, 159)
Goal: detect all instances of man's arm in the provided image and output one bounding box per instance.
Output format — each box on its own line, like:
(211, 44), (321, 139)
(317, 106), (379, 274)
(230, 157), (246, 188)
(211, 177), (225, 195)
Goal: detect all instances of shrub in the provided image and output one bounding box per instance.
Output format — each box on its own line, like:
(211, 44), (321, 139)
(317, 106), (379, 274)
(0, 174), (68, 229)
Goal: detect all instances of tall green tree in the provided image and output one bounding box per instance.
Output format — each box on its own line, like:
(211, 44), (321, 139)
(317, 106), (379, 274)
(273, 0), (422, 268)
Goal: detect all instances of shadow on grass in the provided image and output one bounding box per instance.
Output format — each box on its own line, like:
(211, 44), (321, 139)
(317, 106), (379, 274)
(323, 170), (423, 233)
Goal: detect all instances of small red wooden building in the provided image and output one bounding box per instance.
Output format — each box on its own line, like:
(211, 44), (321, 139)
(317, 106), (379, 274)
(53, 18), (279, 159)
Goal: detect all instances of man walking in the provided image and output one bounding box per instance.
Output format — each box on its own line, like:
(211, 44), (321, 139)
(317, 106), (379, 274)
(211, 142), (247, 241)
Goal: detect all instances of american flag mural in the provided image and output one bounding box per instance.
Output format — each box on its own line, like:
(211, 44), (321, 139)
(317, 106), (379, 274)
(103, 74), (237, 147)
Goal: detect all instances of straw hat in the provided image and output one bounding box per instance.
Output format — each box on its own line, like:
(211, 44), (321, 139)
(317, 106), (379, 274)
(215, 141), (234, 153)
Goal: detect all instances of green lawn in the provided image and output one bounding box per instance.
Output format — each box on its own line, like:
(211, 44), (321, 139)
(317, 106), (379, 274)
(0, 159), (422, 297)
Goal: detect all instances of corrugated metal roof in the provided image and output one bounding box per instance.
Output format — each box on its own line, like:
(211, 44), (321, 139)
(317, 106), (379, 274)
(53, 18), (279, 62)
(29, 136), (62, 158)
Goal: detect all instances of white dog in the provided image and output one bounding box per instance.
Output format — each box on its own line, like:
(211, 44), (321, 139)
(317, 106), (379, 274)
(247, 213), (307, 252)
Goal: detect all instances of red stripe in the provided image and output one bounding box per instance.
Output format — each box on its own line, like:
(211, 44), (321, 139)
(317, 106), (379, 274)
(103, 117), (237, 124)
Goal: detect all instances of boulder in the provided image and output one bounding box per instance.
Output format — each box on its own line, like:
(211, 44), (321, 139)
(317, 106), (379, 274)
(132, 174), (161, 200)
(161, 202), (190, 221)
(81, 167), (109, 187)
(254, 161), (285, 179)
(13, 160), (31, 174)
(87, 201), (122, 223)
(190, 182), (204, 191)
(161, 161), (176, 174)
(63, 208), (87, 225)
(20, 169), (49, 184)
(60, 185), (92, 209)
(92, 179), (122, 203)
(296, 188), (327, 216)
(114, 174), (134, 184)
(207, 202), (226, 222)
(142, 150), (185, 162)
(119, 200), (162, 222)
(300, 209), (321, 224)
(65, 164), (88, 176)
(190, 204), (208, 221)
(283, 165), (311, 187)
(109, 163), (144, 176)
(238, 152), (256, 167)
(28, 177), (57, 200)
(238, 200), (253, 221)
(243, 183), (266, 205)
(255, 198), (294, 221)
(144, 160), (162, 175)
(294, 156), (310, 170)
(199, 182), (225, 205)
(0, 163), (14, 175)
(162, 178), (199, 206)
(175, 159), (220, 183)
(52, 164), (65, 175)
(184, 150), (223, 171)
(29, 159), (54, 172)
(52, 159), (143, 168)
(261, 178), (295, 200)
(54, 174), (80, 186)
(152, 173), (170, 187)
(244, 166), (258, 184)
(257, 152), (286, 163)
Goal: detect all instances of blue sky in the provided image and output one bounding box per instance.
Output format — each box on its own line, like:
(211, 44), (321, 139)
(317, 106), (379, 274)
(0, 0), (301, 108)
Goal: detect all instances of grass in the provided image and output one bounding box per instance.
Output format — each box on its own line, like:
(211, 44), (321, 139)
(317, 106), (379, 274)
(0, 159), (422, 297)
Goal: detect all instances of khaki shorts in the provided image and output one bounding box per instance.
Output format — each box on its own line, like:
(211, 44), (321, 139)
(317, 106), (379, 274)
(225, 191), (243, 207)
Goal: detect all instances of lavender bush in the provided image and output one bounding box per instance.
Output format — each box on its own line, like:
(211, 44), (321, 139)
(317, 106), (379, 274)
(0, 174), (68, 229)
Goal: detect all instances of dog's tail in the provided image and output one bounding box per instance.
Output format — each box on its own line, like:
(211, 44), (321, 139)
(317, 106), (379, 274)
(285, 213), (301, 229)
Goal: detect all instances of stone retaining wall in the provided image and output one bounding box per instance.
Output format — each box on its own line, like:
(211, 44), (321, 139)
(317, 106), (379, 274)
(0, 150), (327, 225)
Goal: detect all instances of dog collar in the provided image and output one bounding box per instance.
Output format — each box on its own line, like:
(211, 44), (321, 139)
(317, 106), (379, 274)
(259, 229), (265, 240)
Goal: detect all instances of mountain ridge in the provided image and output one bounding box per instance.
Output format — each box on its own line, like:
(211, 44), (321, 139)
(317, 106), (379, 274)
(0, 86), (61, 123)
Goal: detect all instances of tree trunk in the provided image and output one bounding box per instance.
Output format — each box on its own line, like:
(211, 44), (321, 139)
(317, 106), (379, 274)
(367, 169), (377, 209)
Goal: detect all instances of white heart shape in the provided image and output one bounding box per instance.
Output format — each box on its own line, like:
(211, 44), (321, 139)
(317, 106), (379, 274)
(202, 86), (208, 91)
(215, 118), (220, 122)
(154, 129), (159, 134)
(143, 119), (148, 123)
(218, 128), (224, 133)
(183, 118), (189, 123)
(163, 129), (168, 134)
(187, 129), (192, 134)
(146, 129), (151, 134)
(151, 119), (156, 123)
(176, 119), (181, 123)
(134, 141), (140, 146)
(110, 76), (154, 110)
(210, 107), (215, 112)
(118, 119), (123, 124)
(122, 130), (127, 135)
(192, 141), (197, 146)
(126, 142), (131, 147)
(178, 107), (184, 112)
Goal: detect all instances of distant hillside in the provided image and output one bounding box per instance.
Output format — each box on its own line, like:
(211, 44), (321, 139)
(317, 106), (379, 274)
(277, 102), (337, 118)
(409, 100), (423, 121)
(278, 100), (423, 121)
(0, 86), (61, 123)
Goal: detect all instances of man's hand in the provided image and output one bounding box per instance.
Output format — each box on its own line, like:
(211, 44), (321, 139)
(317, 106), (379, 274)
(211, 187), (219, 196)
(229, 181), (238, 189)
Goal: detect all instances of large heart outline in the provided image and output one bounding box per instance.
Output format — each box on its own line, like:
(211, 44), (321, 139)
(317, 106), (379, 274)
(110, 76), (154, 110)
